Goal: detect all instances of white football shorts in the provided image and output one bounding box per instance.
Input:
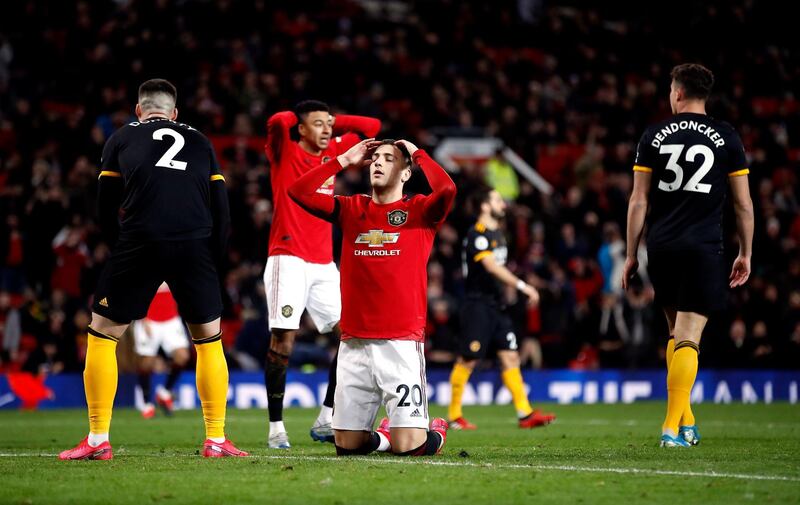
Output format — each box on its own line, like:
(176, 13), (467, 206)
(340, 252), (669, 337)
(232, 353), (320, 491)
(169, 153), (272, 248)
(264, 255), (341, 333)
(333, 338), (429, 431)
(133, 316), (189, 357)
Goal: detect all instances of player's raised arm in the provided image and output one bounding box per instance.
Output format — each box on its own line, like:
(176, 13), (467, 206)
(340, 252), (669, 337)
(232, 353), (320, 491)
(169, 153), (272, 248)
(265, 110), (298, 164)
(332, 114), (382, 138)
(395, 139), (456, 224)
(288, 138), (381, 222)
(622, 170), (651, 290)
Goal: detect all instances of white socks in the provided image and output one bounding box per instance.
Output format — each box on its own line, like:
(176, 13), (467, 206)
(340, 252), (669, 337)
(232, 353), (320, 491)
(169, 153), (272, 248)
(270, 421), (287, 435)
(208, 436), (225, 443)
(376, 431), (391, 452)
(316, 406), (333, 425)
(87, 432), (109, 447)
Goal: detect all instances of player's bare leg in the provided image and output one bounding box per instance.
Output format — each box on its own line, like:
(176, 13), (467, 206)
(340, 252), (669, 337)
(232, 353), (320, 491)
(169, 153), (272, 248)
(59, 313), (128, 460)
(498, 350), (555, 428)
(137, 354), (157, 419)
(390, 425), (447, 456)
(266, 328), (295, 448)
(157, 346), (189, 414)
(518, 338), (543, 369)
(334, 422), (446, 457)
(333, 429), (386, 455)
(187, 318), (247, 457)
(661, 311), (707, 447)
(448, 357), (478, 429)
(311, 323), (340, 443)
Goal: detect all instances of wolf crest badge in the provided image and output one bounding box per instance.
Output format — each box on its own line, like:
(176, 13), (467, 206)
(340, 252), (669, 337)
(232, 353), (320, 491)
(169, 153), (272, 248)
(281, 305), (293, 318)
(387, 209), (408, 227)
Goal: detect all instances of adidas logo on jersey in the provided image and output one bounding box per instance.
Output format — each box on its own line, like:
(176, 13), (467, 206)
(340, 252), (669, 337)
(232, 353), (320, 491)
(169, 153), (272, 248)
(410, 408), (422, 418)
(99, 298), (109, 307)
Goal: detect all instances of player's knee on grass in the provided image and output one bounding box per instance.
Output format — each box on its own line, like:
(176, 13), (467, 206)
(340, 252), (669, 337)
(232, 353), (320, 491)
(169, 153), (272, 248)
(389, 427), (428, 454)
(334, 430), (373, 453)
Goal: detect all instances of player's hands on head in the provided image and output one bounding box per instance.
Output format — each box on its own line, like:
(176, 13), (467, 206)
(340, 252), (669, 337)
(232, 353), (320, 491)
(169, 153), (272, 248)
(729, 254), (751, 288)
(394, 139), (418, 156)
(337, 138), (381, 169)
(621, 256), (639, 291)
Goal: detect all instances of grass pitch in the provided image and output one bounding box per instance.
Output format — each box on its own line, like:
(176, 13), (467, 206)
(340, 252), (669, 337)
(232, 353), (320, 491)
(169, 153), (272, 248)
(1, 403), (798, 504)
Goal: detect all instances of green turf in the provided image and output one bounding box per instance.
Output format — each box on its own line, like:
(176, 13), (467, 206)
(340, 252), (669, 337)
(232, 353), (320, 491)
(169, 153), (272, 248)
(0, 403), (798, 504)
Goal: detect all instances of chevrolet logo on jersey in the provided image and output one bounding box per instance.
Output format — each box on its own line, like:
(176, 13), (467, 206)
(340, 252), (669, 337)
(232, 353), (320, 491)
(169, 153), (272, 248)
(355, 229), (400, 247)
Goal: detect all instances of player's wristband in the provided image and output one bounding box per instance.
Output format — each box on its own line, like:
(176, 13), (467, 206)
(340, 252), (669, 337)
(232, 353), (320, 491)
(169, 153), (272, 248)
(516, 279), (527, 291)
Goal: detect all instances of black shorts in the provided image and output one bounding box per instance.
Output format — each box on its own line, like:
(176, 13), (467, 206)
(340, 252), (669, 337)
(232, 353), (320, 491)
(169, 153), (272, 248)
(92, 238), (222, 325)
(458, 298), (517, 360)
(648, 249), (727, 315)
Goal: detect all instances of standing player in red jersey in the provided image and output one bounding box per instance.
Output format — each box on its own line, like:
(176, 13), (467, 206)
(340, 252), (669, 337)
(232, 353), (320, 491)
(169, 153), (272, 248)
(133, 283), (190, 419)
(264, 101), (380, 449)
(289, 138), (456, 457)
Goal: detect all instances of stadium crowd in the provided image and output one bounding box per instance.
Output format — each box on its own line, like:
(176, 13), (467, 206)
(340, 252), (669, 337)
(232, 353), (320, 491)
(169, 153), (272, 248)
(0, 0), (798, 375)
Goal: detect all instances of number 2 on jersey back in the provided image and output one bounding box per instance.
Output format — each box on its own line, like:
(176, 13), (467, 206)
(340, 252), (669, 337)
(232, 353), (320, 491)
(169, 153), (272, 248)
(657, 143), (713, 194)
(152, 128), (187, 171)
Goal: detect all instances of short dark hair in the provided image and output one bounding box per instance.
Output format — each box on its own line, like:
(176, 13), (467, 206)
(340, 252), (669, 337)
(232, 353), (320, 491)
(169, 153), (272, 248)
(671, 64), (714, 100)
(470, 184), (494, 212)
(138, 79), (177, 104)
(379, 139), (411, 167)
(294, 100), (330, 122)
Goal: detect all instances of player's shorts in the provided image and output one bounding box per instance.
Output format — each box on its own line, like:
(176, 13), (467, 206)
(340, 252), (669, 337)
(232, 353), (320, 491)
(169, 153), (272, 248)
(132, 317), (190, 357)
(648, 249), (727, 314)
(458, 298), (518, 360)
(92, 238), (222, 325)
(333, 338), (429, 431)
(263, 255), (340, 333)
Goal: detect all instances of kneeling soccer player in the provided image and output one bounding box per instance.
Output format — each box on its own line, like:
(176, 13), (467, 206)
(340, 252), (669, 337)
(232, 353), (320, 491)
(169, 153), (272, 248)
(289, 138), (456, 456)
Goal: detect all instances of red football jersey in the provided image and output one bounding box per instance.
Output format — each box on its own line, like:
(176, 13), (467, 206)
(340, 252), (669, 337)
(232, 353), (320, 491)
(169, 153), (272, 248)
(265, 112), (380, 264)
(146, 284), (179, 322)
(336, 194), (439, 340)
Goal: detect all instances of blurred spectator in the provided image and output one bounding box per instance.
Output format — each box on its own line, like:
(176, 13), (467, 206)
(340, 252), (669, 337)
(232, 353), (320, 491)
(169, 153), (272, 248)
(50, 224), (90, 299)
(485, 148), (520, 201)
(0, 291), (22, 369)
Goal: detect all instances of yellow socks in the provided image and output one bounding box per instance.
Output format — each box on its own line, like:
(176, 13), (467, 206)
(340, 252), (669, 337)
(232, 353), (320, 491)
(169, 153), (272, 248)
(663, 341), (699, 434)
(666, 337), (696, 426)
(194, 334), (228, 440)
(665, 337), (675, 367)
(451, 365), (534, 420)
(501, 367), (533, 418)
(448, 363), (472, 421)
(85, 329), (119, 435)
